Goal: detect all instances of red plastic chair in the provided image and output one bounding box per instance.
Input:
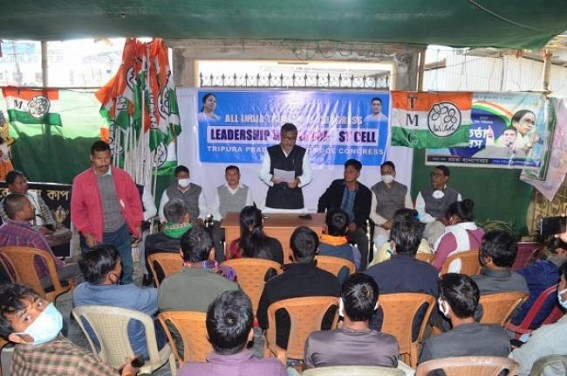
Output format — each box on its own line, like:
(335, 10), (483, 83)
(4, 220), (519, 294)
(511, 242), (541, 271)
(505, 284), (563, 339)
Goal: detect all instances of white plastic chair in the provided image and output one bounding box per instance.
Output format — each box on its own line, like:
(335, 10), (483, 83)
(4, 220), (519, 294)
(72, 305), (174, 375)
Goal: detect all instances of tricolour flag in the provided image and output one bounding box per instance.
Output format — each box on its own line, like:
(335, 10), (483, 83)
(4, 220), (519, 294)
(390, 91), (472, 148)
(2, 87), (63, 126)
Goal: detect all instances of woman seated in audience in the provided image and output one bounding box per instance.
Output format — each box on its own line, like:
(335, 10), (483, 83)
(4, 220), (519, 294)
(227, 205), (284, 264)
(431, 199), (484, 271)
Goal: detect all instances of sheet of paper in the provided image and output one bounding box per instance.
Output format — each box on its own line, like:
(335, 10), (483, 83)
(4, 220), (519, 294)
(273, 168), (295, 183)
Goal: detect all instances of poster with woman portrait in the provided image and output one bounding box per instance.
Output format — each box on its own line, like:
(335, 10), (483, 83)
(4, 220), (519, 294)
(425, 92), (549, 170)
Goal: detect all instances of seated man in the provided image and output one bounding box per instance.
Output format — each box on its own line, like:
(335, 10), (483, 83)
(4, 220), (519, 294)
(304, 273), (399, 369)
(419, 273), (510, 363)
(415, 165), (462, 245)
(365, 214), (438, 335)
(509, 260), (567, 376)
(73, 244), (165, 360)
(0, 193), (80, 287)
(178, 290), (286, 376)
(158, 225), (238, 313)
(158, 165), (206, 225)
(208, 165), (254, 263)
(0, 170), (57, 233)
(145, 198), (192, 283)
(257, 226), (341, 350)
(319, 208), (361, 276)
(433, 230), (529, 331)
(369, 161), (413, 249)
(0, 283), (136, 376)
(473, 230), (529, 296)
(509, 237), (566, 328)
(318, 159), (372, 270)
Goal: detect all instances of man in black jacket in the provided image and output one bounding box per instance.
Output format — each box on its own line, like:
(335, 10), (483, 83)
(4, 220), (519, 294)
(318, 159), (372, 270)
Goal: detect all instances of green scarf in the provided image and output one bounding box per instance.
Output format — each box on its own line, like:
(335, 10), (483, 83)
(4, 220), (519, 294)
(163, 223), (192, 239)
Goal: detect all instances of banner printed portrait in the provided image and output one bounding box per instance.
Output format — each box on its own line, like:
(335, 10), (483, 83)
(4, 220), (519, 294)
(521, 97), (567, 201)
(425, 92), (548, 169)
(196, 90), (390, 166)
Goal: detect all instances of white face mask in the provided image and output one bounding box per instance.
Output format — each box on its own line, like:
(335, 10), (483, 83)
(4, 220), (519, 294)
(382, 174), (395, 184)
(432, 190), (445, 199)
(437, 298), (450, 318)
(178, 178), (191, 188)
(558, 288), (567, 309)
(16, 303), (63, 345)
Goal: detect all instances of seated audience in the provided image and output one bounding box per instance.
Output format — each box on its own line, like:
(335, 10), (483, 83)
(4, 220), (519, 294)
(73, 244), (165, 360)
(227, 205), (283, 264)
(473, 230), (529, 295)
(509, 261), (567, 375)
(0, 193), (80, 287)
(304, 273), (398, 368)
(0, 170), (57, 233)
(419, 273), (510, 364)
(0, 283), (136, 376)
(433, 230), (529, 331)
(509, 237), (566, 328)
(178, 290), (286, 376)
(431, 199), (484, 271)
(365, 214), (438, 335)
(257, 226), (340, 349)
(319, 208), (360, 269)
(317, 159), (372, 270)
(145, 198), (192, 283)
(158, 226), (238, 313)
(369, 209), (432, 266)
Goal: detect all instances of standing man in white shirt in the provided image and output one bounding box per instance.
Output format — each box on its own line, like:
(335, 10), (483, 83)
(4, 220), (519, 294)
(259, 123), (312, 212)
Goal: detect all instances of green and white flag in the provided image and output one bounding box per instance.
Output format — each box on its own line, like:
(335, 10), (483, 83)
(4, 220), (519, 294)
(3, 87), (63, 126)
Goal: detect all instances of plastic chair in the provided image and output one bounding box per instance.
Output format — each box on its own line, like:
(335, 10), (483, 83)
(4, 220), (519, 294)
(266, 296), (339, 365)
(505, 284), (562, 338)
(72, 305), (173, 375)
(302, 365), (405, 375)
(416, 356), (519, 376)
(380, 293), (435, 368)
(222, 258), (282, 314)
(439, 249), (480, 276)
(479, 291), (528, 326)
(158, 311), (212, 373)
(528, 354), (567, 376)
(0, 246), (75, 302)
(416, 253), (434, 263)
(147, 252), (183, 287)
(315, 255), (356, 277)
(512, 242), (541, 271)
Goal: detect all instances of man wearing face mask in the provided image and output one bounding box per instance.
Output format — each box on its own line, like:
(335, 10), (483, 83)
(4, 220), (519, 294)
(0, 283), (137, 376)
(415, 165), (462, 245)
(73, 244), (165, 360)
(369, 161), (413, 249)
(509, 261), (567, 375)
(158, 165), (207, 225)
(419, 273), (510, 365)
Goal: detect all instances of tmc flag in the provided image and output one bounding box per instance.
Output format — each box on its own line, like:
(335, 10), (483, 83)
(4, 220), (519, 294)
(3, 87), (63, 126)
(390, 91), (472, 148)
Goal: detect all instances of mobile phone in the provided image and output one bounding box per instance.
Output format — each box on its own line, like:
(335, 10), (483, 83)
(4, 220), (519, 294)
(540, 216), (567, 237)
(131, 354), (145, 368)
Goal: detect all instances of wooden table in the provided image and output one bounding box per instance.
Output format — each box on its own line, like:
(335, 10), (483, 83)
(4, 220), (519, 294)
(45, 227), (72, 258)
(222, 212), (325, 262)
